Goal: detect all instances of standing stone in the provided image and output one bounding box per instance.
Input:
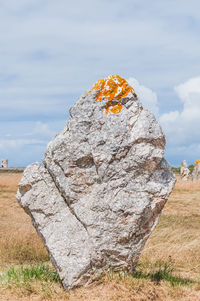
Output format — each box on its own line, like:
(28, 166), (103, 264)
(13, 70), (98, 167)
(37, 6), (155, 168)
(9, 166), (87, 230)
(1, 159), (8, 168)
(192, 160), (200, 181)
(180, 160), (190, 181)
(17, 75), (176, 289)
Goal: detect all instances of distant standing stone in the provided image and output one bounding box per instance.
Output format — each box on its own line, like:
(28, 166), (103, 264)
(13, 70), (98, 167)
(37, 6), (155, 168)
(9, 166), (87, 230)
(180, 160), (190, 181)
(1, 159), (8, 168)
(17, 75), (176, 289)
(192, 160), (200, 181)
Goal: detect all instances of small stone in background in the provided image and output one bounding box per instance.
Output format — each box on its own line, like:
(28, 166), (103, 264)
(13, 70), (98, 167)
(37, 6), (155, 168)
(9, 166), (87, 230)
(192, 160), (200, 181)
(1, 159), (8, 168)
(180, 160), (190, 181)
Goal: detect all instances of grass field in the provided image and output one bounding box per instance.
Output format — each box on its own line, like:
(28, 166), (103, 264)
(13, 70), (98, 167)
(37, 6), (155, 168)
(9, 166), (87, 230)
(0, 172), (200, 300)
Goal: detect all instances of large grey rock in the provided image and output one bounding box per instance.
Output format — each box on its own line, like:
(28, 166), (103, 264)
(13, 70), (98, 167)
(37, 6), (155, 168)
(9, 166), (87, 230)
(180, 160), (190, 181)
(17, 75), (176, 289)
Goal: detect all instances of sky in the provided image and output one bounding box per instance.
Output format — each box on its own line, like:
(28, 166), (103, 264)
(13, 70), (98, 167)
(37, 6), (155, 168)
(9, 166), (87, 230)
(0, 0), (200, 167)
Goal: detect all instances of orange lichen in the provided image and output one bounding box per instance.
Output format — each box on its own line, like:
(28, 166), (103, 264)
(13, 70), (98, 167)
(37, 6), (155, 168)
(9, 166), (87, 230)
(108, 103), (123, 114)
(87, 75), (135, 114)
(194, 160), (200, 166)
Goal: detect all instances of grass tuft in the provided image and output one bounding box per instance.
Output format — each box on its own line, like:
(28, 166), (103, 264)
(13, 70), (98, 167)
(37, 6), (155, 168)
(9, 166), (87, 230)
(132, 261), (193, 287)
(105, 259), (194, 287)
(0, 265), (60, 286)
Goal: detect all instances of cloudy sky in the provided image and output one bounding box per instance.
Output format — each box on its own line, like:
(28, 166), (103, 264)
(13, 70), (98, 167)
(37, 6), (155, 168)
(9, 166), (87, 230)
(0, 0), (200, 167)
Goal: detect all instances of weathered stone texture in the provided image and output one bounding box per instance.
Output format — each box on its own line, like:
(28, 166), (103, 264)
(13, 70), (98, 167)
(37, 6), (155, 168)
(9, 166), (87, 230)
(1, 159), (8, 168)
(192, 161), (200, 181)
(17, 75), (176, 289)
(180, 160), (190, 181)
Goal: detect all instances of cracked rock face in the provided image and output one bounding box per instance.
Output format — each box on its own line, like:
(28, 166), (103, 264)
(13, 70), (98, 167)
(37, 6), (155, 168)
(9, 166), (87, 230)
(17, 75), (176, 289)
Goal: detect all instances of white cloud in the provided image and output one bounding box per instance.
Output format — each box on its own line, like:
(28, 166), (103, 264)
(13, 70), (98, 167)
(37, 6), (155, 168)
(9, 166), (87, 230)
(33, 121), (56, 137)
(126, 76), (200, 166)
(175, 77), (200, 101)
(0, 138), (45, 150)
(127, 77), (159, 117)
(0, 120), (64, 166)
(160, 76), (200, 145)
(159, 76), (200, 165)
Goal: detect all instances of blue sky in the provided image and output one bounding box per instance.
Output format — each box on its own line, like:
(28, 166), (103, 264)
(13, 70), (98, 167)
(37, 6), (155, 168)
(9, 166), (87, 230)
(0, 0), (200, 167)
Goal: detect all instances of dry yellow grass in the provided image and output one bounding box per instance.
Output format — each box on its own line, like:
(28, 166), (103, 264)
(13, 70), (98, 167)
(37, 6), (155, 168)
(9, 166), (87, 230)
(0, 172), (200, 300)
(141, 175), (200, 280)
(0, 173), (49, 268)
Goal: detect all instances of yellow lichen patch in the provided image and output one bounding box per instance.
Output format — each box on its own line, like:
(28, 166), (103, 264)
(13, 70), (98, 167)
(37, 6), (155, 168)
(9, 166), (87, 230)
(104, 103), (123, 114)
(87, 75), (135, 114)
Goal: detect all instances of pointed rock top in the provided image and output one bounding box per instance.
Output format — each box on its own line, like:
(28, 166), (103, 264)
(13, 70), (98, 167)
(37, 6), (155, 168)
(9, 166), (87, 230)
(87, 75), (136, 114)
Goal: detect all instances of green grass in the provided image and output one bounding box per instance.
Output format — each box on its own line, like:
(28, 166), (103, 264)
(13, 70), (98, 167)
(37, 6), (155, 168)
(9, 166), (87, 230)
(106, 260), (194, 288)
(172, 167), (180, 174)
(132, 262), (193, 287)
(172, 165), (194, 174)
(0, 264), (60, 287)
(188, 165), (194, 173)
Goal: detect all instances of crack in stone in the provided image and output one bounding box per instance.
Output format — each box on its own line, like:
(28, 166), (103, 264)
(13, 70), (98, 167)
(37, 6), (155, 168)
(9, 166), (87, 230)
(44, 162), (89, 236)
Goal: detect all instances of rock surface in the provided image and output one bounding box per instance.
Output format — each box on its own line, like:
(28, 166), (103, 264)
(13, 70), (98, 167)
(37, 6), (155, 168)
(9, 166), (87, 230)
(17, 75), (176, 289)
(180, 160), (190, 181)
(192, 160), (200, 181)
